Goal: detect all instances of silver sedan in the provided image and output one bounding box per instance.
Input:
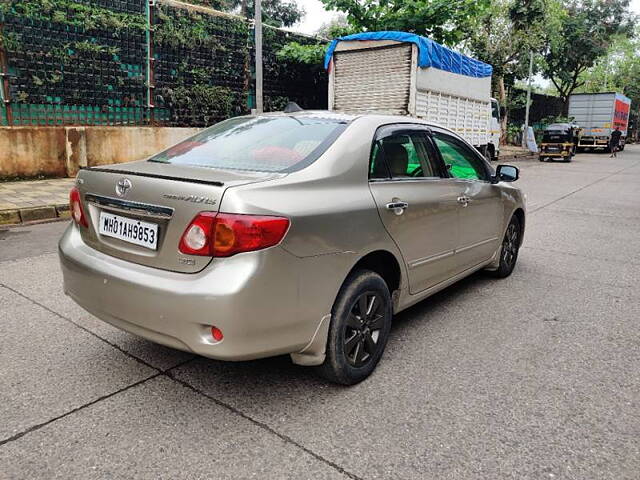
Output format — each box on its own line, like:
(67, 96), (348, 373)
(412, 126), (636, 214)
(59, 112), (525, 384)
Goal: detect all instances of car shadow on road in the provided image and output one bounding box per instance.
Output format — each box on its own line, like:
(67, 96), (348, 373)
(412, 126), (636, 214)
(163, 270), (498, 400)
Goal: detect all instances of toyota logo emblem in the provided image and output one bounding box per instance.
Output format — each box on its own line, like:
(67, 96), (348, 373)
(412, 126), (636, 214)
(115, 178), (132, 197)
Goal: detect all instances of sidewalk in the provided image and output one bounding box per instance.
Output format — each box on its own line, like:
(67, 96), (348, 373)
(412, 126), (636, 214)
(500, 145), (537, 160)
(0, 178), (75, 226)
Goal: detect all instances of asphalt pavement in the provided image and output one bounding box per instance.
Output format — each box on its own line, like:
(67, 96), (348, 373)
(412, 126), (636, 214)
(1, 147), (639, 479)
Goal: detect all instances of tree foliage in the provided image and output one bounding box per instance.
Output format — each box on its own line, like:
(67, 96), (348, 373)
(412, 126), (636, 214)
(542, 0), (636, 108)
(576, 28), (640, 108)
(317, 0), (491, 46)
(276, 41), (327, 65)
(468, 0), (559, 138)
(227, 0), (304, 27)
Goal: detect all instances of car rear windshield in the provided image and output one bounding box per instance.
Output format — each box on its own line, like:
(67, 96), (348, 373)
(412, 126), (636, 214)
(149, 116), (347, 172)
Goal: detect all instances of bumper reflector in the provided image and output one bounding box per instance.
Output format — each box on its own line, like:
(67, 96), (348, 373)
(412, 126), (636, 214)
(211, 326), (224, 342)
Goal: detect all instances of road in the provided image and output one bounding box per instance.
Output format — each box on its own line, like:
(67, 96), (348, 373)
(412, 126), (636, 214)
(1, 147), (639, 479)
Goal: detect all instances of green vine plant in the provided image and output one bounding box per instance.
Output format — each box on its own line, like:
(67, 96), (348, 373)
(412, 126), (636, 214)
(0, 30), (21, 52)
(73, 40), (120, 57)
(1, 0), (146, 32)
(161, 84), (235, 122)
(154, 6), (221, 49)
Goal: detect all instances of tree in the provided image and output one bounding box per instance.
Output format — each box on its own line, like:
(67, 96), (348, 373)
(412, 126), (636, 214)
(542, 0), (636, 112)
(316, 14), (353, 39)
(229, 0), (304, 27)
(468, 0), (559, 139)
(172, 0), (304, 27)
(577, 30), (640, 103)
(318, 0), (491, 46)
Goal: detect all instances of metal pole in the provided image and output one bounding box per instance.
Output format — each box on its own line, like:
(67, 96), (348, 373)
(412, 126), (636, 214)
(146, 0), (155, 125)
(522, 51), (533, 148)
(254, 0), (263, 113)
(0, 22), (14, 125)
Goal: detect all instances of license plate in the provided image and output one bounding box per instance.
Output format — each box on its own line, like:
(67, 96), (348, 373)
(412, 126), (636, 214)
(99, 211), (158, 250)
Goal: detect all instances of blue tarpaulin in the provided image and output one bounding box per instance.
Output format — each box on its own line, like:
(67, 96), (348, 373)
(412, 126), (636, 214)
(324, 31), (493, 78)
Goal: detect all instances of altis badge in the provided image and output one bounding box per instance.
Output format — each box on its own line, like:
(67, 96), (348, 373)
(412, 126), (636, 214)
(162, 194), (217, 206)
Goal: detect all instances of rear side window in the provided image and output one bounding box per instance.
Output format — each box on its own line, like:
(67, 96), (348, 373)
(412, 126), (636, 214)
(370, 131), (437, 179)
(150, 116), (347, 172)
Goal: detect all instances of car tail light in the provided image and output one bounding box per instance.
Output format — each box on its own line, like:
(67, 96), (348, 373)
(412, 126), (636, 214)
(179, 212), (290, 257)
(69, 187), (88, 227)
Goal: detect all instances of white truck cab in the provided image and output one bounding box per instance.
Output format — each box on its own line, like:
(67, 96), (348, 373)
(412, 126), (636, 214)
(325, 32), (500, 161)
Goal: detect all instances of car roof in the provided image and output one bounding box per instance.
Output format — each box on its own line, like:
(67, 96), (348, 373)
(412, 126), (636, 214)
(256, 110), (445, 128)
(545, 123), (573, 131)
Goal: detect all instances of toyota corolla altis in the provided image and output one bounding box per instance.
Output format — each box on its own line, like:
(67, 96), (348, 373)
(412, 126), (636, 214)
(59, 112), (525, 384)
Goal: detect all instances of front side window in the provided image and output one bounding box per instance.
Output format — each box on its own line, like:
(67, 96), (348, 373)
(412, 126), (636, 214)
(491, 100), (500, 121)
(433, 133), (488, 181)
(370, 131), (438, 179)
(150, 116), (347, 173)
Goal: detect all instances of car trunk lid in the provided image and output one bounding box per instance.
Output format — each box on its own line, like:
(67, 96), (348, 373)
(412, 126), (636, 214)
(75, 160), (282, 273)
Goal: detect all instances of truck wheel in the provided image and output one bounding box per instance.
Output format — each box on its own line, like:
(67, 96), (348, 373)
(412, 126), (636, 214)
(317, 270), (392, 385)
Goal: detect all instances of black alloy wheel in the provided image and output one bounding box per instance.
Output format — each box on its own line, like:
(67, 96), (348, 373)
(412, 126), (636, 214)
(501, 221), (519, 269)
(488, 215), (522, 278)
(318, 270), (392, 385)
(343, 292), (385, 367)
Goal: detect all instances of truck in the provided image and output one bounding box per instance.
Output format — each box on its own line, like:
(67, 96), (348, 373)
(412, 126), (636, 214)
(568, 92), (631, 151)
(324, 32), (501, 161)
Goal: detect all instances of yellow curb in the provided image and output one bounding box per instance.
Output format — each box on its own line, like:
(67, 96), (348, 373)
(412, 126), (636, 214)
(19, 206), (58, 223)
(56, 205), (71, 219)
(0, 210), (21, 225)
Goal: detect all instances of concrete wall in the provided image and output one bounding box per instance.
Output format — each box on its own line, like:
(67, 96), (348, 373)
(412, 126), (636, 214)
(0, 127), (67, 178)
(0, 126), (200, 179)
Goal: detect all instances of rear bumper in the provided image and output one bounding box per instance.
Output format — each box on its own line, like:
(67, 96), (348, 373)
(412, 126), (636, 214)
(58, 224), (320, 361)
(578, 137), (610, 147)
(539, 143), (573, 157)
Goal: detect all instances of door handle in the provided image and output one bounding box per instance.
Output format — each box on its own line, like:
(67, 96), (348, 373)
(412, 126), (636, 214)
(457, 196), (470, 207)
(386, 201), (409, 210)
(386, 201), (409, 215)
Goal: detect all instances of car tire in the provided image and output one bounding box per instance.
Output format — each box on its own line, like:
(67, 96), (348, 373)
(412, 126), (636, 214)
(539, 156), (545, 162)
(483, 146), (492, 163)
(317, 270), (392, 385)
(488, 215), (522, 279)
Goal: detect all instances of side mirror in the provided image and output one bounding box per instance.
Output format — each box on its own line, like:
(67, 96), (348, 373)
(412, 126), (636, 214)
(493, 164), (519, 183)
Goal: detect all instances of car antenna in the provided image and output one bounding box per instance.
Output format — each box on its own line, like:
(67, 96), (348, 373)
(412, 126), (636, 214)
(283, 102), (304, 113)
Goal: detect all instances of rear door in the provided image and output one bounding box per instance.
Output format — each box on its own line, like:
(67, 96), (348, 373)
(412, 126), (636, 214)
(431, 129), (503, 272)
(368, 124), (461, 294)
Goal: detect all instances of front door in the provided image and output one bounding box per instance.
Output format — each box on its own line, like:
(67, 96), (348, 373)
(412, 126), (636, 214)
(431, 130), (503, 272)
(368, 125), (461, 294)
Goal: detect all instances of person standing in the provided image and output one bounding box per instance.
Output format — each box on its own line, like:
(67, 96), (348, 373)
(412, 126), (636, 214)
(609, 127), (623, 157)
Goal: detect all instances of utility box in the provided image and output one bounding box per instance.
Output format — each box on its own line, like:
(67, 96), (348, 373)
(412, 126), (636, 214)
(325, 32), (501, 160)
(568, 92), (631, 150)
